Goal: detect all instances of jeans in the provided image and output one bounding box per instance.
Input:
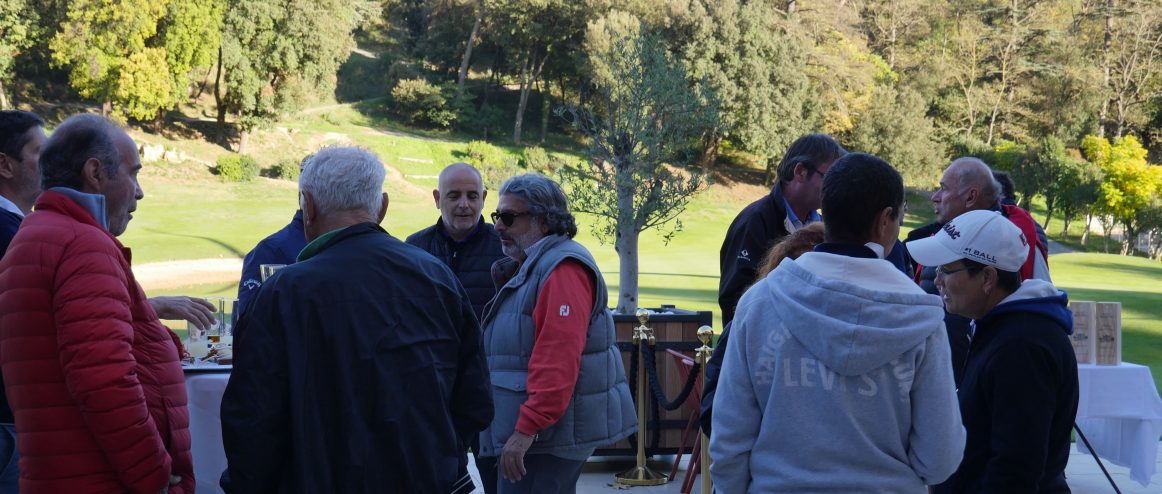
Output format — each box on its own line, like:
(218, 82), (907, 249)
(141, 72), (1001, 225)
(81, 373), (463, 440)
(0, 424), (17, 494)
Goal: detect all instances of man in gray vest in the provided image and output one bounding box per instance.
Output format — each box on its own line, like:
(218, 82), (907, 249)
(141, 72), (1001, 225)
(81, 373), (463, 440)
(477, 174), (636, 494)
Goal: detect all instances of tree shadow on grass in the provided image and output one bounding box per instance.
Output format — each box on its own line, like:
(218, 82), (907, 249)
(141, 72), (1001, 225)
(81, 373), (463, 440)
(142, 228), (246, 259)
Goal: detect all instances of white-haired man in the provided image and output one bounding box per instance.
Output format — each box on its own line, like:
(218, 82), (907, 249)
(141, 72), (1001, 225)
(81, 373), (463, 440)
(220, 146), (493, 493)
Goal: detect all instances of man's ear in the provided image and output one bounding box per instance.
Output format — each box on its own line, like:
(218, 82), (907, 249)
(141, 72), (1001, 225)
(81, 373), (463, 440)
(964, 186), (980, 208)
(0, 153), (15, 180)
(377, 192), (389, 223)
(793, 162), (809, 181)
(80, 158), (104, 193)
(432, 188), (440, 208)
(481, 189), (488, 202)
(302, 191), (317, 225)
(980, 266), (999, 295)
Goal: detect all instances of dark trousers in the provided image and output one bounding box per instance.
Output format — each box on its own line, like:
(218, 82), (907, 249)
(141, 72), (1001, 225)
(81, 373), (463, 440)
(473, 452), (498, 494)
(495, 454), (585, 494)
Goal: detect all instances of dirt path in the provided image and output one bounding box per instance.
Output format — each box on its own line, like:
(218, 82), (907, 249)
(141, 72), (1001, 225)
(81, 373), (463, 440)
(134, 258), (243, 291)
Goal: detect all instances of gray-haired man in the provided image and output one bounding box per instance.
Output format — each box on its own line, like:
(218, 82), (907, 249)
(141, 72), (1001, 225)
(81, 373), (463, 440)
(221, 146), (493, 493)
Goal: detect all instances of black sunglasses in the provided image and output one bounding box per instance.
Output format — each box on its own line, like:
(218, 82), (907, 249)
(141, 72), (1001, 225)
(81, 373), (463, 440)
(491, 210), (533, 227)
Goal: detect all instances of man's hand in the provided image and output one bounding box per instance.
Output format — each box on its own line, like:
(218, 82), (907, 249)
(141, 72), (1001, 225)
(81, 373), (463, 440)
(148, 296), (216, 331)
(500, 431), (535, 482)
(158, 474), (180, 494)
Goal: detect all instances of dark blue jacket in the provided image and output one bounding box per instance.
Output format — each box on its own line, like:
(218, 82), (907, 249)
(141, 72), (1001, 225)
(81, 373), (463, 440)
(220, 223), (493, 494)
(936, 283), (1077, 494)
(237, 210), (307, 316)
(719, 185), (793, 326)
(406, 217), (504, 320)
(0, 207), (19, 424)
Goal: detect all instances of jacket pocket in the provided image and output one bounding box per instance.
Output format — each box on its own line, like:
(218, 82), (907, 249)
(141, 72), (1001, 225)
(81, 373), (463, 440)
(487, 370), (529, 451)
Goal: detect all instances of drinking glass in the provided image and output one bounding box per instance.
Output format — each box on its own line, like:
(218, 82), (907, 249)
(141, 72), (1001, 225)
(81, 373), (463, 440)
(260, 264), (287, 282)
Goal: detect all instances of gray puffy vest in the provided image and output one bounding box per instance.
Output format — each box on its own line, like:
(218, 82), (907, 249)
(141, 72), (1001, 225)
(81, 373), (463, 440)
(478, 235), (636, 457)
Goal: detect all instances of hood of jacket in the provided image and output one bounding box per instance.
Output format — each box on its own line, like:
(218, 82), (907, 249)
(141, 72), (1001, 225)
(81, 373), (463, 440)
(762, 251), (946, 376)
(979, 279), (1073, 334)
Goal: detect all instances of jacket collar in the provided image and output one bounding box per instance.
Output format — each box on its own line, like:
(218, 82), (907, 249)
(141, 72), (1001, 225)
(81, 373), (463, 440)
(33, 189), (130, 262)
(0, 193), (23, 218)
(297, 222), (387, 261)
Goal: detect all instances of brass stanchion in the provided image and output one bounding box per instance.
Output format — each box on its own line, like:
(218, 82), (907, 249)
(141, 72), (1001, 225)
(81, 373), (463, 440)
(615, 308), (669, 486)
(696, 326), (714, 494)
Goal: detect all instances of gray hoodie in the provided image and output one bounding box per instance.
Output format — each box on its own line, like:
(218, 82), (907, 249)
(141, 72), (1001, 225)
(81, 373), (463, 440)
(710, 251), (966, 493)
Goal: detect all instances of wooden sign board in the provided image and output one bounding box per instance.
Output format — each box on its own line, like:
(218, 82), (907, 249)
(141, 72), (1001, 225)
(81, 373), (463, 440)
(1095, 302), (1122, 365)
(1069, 301), (1096, 364)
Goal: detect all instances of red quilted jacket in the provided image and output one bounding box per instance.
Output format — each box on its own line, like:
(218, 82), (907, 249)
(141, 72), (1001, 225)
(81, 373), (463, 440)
(0, 190), (193, 494)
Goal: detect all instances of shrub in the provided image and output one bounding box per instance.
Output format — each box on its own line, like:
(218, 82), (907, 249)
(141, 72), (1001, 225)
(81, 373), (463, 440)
(390, 78), (457, 128)
(465, 140), (508, 168)
(216, 154), (259, 182)
(521, 146), (558, 174)
(271, 158), (301, 181)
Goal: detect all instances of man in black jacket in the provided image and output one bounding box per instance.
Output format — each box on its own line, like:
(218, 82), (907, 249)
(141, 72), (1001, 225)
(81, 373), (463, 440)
(717, 133), (845, 325)
(909, 210), (1077, 493)
(221, 146), (493, 494)
(407, 162), (504, 320)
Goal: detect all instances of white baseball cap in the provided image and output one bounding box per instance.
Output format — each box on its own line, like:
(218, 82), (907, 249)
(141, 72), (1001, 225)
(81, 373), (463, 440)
(906, 209), (1029, 272)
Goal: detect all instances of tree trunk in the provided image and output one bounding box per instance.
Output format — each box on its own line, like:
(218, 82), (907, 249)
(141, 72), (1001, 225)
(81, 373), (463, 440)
(1098, 0), (1112, 138)
(1043, 198), (1054, 232)
(238, 129), (250, 155)
(514, 56), (530, 145)
(1061, 212), (1073, 239)
(101, 101), (112, 117)
(1121, 222), (1137, 256)
(0, 80), (8, 110)
(457, 1), (484, 93)
(513, 51), (549, 145)
(1082, 213), (1094, 246)
(215, 46), (228, 141)
(539, 90), (550, 144)
(615, 180), (639, 314)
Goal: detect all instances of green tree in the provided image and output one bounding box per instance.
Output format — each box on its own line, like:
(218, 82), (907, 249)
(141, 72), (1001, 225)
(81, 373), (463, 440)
(848, 84), (944, 187)
(158, 0), (224, 105)
(220, 0), (363, 152)
(559, 30), (717, 313)
(0, 0), (37, 109)
(485, 0), (586, 144)
(1053, 157), (1103, 242)
(680, 0), (818, 175)
(49, 0), (169, 116)
(1082, 134), (1162, 254)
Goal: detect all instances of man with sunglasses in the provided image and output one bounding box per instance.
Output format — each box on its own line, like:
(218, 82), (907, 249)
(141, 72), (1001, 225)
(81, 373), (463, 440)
(718, 133), (845, 326)
(908, 210), (1077, 494)
(477, 174), (635, 494)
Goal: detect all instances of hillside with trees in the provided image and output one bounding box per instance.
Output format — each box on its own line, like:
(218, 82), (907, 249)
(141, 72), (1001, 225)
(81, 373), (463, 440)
(3, 0), (1162, 259)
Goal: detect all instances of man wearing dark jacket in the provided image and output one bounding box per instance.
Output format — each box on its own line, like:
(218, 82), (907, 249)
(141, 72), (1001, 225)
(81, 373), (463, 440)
(221, 146), (493, 494)
(909, 210), (1077, 493)
(407, 162), (504, 320)
(718, 133), (845, 325)
(236, 155), (311, 316)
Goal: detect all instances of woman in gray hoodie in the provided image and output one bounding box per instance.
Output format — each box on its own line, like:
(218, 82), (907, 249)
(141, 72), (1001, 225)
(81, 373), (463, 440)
(710, 153), (965, 493)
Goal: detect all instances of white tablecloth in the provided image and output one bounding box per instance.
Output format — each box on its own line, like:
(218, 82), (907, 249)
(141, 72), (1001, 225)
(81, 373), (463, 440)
(185, 371), (230, 494)
(1075, 363), (1162, 487)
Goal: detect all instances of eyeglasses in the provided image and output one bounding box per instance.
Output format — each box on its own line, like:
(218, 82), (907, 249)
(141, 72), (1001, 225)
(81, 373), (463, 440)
(491, 210), (533, 227)
(937, 265), (970, 277)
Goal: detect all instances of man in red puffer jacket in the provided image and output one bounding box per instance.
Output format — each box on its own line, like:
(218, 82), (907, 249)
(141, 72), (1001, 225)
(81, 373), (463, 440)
(0, 114), (192, 494)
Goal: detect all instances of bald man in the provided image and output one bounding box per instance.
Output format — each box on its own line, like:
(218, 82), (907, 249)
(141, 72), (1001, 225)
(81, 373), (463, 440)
(406, 162), (504, 493)
(905, 157), (1050, 384)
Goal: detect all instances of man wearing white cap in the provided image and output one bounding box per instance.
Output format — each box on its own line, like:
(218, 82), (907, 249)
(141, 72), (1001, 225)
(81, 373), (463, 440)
(908, 209), (1078, 494)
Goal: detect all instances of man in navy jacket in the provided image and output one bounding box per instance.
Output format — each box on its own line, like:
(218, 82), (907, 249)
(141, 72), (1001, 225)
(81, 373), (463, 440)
(221, 146), (492, 494)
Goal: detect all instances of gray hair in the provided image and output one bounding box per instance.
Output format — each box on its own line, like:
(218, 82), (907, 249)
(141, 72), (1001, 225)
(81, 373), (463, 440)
(499, 173), (577, 238)
(950, 157), (1003, 206)
(40, 113), (124, 190)
(299, 146), (385, 217)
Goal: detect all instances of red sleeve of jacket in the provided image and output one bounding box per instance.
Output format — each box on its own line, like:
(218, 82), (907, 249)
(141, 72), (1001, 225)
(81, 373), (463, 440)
(516, 259), (595, 436)
(55, 229), (171, 494)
